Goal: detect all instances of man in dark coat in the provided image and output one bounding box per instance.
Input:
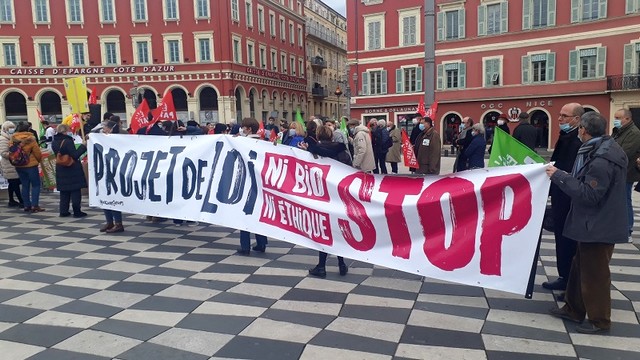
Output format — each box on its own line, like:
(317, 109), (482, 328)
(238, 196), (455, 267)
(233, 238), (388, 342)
(52, 124), (87, 218)
(611, 108), (640, 236)
(371, 119), (390, 174)
(513, 111), (538, 151)
(455, 116), (474, 172)
(547, 111), (628, 334)
(543, 103), (584, 292)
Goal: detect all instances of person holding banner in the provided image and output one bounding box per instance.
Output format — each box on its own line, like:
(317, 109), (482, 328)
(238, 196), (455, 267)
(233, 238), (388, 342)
(0, 121), (23, 207)
(415, 117), (441, 175)
(99, 121), (126, 233)
(546, 111), (628, 334)
(52, 124), (88, 218)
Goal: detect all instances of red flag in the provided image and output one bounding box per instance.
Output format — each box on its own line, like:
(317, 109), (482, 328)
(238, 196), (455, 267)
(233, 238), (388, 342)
(270, 129), (277, 143)
(425, 101), (438, 119)
(130, 98), (150, 134)
(417, 98), (427, 117)
(36, 109), (46, 123)
(401, 129), (418, 168)
(89, 87), (98, 105)
(146, 92), (177, 133)
(70, 113), (82, 133)
(257, 120), (266, 139)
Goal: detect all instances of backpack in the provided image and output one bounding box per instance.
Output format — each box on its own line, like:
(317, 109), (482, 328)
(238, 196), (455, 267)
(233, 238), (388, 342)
(8, 141), (29, 167)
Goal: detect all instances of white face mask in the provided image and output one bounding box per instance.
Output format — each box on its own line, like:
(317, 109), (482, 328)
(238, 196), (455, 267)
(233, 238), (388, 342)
(497, 120), (505, 126)
(412, 119), (419, 125)
(8, 128), (15, 134)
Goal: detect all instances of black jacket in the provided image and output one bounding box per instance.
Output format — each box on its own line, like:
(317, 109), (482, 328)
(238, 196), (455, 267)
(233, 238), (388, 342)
(52, 134), (87, 192)
(549, 127), (582, 201)
(513, 122), (538, 151)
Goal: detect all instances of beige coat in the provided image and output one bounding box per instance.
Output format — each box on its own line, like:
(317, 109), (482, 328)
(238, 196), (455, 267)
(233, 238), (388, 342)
(352, 125), (375, 172)
(386, 126), (402, 163)
(0, 130), (19, 179)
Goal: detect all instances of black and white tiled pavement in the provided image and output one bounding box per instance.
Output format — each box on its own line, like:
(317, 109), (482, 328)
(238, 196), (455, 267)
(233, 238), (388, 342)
(1, 192), (640, 360)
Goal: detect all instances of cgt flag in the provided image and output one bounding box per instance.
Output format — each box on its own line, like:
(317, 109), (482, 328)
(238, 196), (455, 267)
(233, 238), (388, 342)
(401, 129), (418, 167)
(146, 92), (177, 133)
(89, 87), (98, 105)
(417, 98), (427, 117)
(425, 101), (438, 119)
(488, 127), (545, 167)
(130, 98), (151, 134)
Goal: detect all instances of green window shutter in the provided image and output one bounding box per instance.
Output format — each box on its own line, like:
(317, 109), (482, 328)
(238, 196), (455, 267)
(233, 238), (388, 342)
(458, 9), (465, 39)
(522, 55), (530, 84)
(437, 64), (444, 90)
(416, 66), (423, 92)
(362, 72), (369, 95)
(381, 70), (387, 94)
(569, 50), (578, 80)
(478, 5), (486, 36)
(548, 0), (556, 26)
(570, 0), (579, 23)
(500, 1), (508, 33)
(598, 0), (607, 19)
(459, 62), (466, 89)
(547, 52), (556, 82)
(484, 59), (492, 87)
(624, 44), (634, 75)
(437, 12), (444, 41)
(396, 68), (403, 93)
(522, 0), (531, 30)
(596, 46), (606, 78)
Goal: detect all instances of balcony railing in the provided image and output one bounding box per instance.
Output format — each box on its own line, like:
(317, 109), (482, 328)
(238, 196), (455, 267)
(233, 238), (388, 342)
(306, 25), (346, 50)
(312, 86), (328, 98)
(310, 56), (327, 69)
(607, 74), (640, 91)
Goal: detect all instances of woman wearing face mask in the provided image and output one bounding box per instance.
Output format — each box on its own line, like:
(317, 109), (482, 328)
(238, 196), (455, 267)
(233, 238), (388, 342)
(283, 122), (305, 147)
(0, 121), (24, 207)
(458, 123), (487, 170)
(496, 114), (511, 135)
(52, 124), (88, 218)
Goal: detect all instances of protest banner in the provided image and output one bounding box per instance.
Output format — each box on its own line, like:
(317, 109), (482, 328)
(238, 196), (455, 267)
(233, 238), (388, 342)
(40, 152), (57, 190)
(489, 127), (546, 167)
(88, 134), (550, 295)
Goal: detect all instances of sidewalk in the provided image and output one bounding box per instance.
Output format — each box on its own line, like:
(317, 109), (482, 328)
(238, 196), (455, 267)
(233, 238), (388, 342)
(0, 158), (639, 359)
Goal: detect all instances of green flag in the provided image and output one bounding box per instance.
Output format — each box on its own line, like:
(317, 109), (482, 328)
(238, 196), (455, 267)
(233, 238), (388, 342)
(488, 127), (545, 167)
(340, 117), (348, 138)
(295, 109), (306, 131)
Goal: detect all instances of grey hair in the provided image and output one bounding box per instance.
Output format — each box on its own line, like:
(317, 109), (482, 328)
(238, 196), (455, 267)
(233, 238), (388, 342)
(580, 111), (606, 137)
(1, 121), (16, 132)
(618, 108), (632, 119)
(471, 123), (485, 135)
(377, 119), (386, 127)
(56, 124), (70, 133)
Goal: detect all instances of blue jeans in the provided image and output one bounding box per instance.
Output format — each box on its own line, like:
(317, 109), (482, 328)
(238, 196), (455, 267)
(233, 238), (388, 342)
(16, 166), (41, 208)
(104, 209), (122, 223)
(627, 182), (634, 234)
(239, 231), (267, 251)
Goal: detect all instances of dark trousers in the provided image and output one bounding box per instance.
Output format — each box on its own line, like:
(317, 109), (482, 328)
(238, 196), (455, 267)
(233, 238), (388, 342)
(373, 152), (387, 174)
(318, 252), (345, 268)
(551, 192), (576, 279)
(8, 178), (23, 203)
(239, 231), (267, 251)
(626, 182), (633, 234)
(104, 209), (122, 223)
(562, 242), (615, 329)
(60, 189), (82, 215)
(389, 162), (398, 174)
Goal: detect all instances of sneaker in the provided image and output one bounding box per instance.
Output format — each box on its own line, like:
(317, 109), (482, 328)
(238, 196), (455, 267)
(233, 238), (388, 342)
(73, 211), (88, 218)
(308, 266), (327, 278)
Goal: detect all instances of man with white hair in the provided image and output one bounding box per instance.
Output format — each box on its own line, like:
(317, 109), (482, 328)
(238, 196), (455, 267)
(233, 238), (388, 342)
(372, 119), (391, 174)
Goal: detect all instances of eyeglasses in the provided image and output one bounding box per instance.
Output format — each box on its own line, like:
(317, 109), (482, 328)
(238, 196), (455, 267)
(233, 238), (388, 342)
(559, 114), (575, 119)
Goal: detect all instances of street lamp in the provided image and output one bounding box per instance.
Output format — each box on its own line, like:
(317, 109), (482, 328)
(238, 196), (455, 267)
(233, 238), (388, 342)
(334, 85), (343, 120)
(129, 80), (144, 108)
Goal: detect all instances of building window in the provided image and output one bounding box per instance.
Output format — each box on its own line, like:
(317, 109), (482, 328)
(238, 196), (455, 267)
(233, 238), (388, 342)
(437, 9), (465, 41)
(396, 66), (422, 93)
(569, 47), (606, 80)
(271, 48), (277, 70)
(362, 70), (387, 95)
(269, 12), (276, 37)
(523, 0), (556, 30)
(198, 38), (211, 62)
(67, 0), (83, 23)
(0, 0), (14, 22)
(164, 0), (178, 20)
(231, 0), (239, 22)
(259, 45), (266, 68)
(233, 37), (242, 64)
(280, 17), (286, 40)
(100, 0), (115, 22)
(136, 41), (150, 64)
(290, 56), (295, 74)
(257, 6), (264, 32)
(522, 52), (556, 83)
(38, 43), (53, 66)
(297, 26), (303, 46)
(167, 40), (180, 63)
(104, 42), (117, 65)
(483, 57), (502, 87)
(437, 62), (466, 90)
(33, 0), (49, 23)
(400, 15), (417, 46)
(623, 42), (640, 74)
(281, 53), (287, 73)
(195, 0), (209, 18)
(2, 43), (17, 66)
(247, 41), (254, 66)
(627, 0), (640, 14)
(245, 1), (253, 27)
(132, 0), (147, 22)
(289, 22), (294, 44)
(572, 0), (607, 22)
(72, 43), (85, 65)
(478, 1), (508, 36)
(365, 18), (382, 50)
(299, 58), (304, 76)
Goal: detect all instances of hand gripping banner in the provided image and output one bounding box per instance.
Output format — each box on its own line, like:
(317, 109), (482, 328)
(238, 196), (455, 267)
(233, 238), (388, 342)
(88, 134), (550, 295)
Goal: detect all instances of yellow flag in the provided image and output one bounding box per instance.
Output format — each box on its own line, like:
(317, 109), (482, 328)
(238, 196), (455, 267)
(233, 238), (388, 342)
(63, 77), (89, 114)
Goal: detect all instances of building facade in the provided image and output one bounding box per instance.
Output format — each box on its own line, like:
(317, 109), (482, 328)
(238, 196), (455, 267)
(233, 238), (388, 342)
(304, 0), (347, 120)
(347, 0), (640, 148)
(0, 0), (307, 127)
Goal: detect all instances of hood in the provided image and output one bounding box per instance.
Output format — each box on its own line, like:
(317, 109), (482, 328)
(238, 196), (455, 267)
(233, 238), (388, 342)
(592, 136), (628, 169)
(354, 125), (370, 134)
(11, 131), (36, 144)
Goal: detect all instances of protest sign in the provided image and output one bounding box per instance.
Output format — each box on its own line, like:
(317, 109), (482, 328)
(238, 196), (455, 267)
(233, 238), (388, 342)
(63, 77), (89, 114)
(89, 134), (550, 295)
(489, 127), (546, 167)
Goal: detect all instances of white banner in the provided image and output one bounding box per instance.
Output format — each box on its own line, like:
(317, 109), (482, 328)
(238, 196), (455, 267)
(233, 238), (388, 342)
(88, 134), (550, 295)
(0, 173), (8, 190)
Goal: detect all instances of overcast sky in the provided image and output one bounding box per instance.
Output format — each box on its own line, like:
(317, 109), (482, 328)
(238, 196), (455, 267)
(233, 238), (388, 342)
(321, 0), (346, 16)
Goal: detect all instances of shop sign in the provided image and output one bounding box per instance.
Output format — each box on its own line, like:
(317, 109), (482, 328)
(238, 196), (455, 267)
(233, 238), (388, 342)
(245, 67), (306, 84)
(480, 100), (553, 109)
(8, 66), (177, 76)
(363, 106), (417, 114)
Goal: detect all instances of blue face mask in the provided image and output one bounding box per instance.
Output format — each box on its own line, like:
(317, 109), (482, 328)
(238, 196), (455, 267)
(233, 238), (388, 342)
(459, 124), (465, 131)
(613, 119), (622, 128)
(559, 123), (572, 133)
(418, 123), (426, 131)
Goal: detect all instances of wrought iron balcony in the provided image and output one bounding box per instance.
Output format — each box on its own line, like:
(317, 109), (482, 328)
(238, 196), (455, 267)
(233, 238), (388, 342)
(312, 86), (328, 98)
(306, 25), (347, 50)
(310, 56), (327, 70)
(607, 74), (640, 91)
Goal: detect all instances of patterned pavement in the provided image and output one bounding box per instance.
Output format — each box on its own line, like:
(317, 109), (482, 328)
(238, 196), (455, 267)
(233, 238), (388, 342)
(1, 186), (640, 359)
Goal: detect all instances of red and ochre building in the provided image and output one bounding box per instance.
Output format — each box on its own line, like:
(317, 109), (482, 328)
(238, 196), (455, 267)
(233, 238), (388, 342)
(347, 0), (640, 148)
(0, 0), (308, 127)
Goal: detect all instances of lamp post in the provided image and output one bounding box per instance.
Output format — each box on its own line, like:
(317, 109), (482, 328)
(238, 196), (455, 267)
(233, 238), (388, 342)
(352, 72), (358, 97)
(334, 85), (343, 120)
(129, 80), (144, 108)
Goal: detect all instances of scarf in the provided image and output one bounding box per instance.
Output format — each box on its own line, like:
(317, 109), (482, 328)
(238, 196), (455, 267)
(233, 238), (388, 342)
(571, 136), (602, 176)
